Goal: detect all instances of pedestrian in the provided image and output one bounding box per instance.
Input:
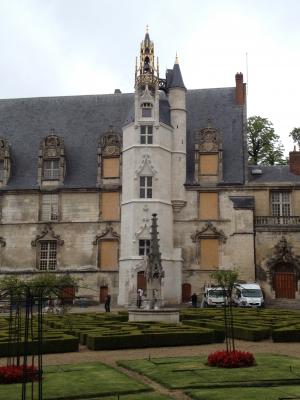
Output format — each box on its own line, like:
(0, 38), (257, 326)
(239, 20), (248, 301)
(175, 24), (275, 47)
(191, 293), (198, 308)
(137, 288), (143, 308)
(104, 294), (111, 312)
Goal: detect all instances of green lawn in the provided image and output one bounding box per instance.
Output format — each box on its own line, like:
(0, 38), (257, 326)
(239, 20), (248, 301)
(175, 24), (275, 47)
(78, 394), (172, 400)
(0, 362), (150, 400)
(187, 386), (300, 400)
(118, 354), (300, 390)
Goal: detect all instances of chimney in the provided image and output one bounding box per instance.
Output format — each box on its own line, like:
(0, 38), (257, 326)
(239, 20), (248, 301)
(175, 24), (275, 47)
(235, 72), (245, 105)
(289, 147), (300, 175)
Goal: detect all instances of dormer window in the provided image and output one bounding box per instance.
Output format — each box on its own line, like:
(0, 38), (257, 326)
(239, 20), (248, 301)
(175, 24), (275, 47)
(141, 102), (153, 117)
(43, 159), (60, 180)
(140, 125), (153, 144)
(97, 131), (122, 186)
(0, 138), (11, 186)
(38, 132), (65, 186)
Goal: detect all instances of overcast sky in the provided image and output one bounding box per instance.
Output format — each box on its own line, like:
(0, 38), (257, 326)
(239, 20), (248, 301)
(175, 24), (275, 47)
(0, 0), (299, 153)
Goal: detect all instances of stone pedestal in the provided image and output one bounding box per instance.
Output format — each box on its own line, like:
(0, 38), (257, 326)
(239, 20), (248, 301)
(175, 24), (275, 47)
(128, 308), (180, 323)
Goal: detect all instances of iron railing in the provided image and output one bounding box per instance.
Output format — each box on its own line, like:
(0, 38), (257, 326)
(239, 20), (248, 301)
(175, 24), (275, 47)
(255, 216), (300, 226)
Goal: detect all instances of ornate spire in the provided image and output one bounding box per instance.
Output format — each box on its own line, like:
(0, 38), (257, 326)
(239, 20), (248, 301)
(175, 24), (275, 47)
(135, 29), (159, 89)
(146, 214), (164, 282)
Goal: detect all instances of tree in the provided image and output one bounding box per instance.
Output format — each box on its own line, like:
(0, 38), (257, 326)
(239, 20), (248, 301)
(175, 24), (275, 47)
(289, 127), (300, 149)
(247, 116), (286, 165)
(211, 269), (239, 352)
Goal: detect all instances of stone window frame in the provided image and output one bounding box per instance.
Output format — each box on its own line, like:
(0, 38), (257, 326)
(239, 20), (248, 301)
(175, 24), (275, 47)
(270, 190), (291, 217)
(100, 190), (121, 221)
(93, 225), (120, 271)
(97, 129), (122, 186)
(38, 241), (58, 271)
(139, 176), (152, 199)
(0, 138), (11, 186)
(198, 191), (220, 220)
(38, 131), (66, 186)
(194, 123), (223, 183)
(139, 239), (151, 256)
(141, 102), (153, 118)
(31, 224), (64, 271)
(191, 221), (226, 267)
(140, 125), (153, 144)
(39, 192), (60, 222)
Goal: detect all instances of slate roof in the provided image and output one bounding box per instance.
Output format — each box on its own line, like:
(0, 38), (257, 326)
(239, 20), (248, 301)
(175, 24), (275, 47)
(186, 87), (246, 184)
(248, 166), (300, 183)
(166, 63), (186, 89)
(0, 87), (246, 190)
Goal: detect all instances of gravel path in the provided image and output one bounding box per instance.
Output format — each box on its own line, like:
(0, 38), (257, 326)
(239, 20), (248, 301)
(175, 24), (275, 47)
(28, 339), (300, 366)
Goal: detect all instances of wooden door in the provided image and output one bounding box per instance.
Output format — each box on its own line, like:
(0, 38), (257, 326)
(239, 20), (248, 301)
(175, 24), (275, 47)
(60, 286), (75, 305)
(100, 286), (108, 303)
(137, 271), (146, 292)
(182, 283), (191, 303)
(274, 272), (296, 299)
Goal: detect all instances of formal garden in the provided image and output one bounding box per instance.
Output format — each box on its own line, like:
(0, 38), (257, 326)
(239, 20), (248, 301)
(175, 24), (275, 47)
(1, 273), (300, 399)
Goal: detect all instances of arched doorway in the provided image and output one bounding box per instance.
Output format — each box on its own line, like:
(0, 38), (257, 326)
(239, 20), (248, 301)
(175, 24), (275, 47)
(273, 263), (296, 299)
(182, 283), (191, 303)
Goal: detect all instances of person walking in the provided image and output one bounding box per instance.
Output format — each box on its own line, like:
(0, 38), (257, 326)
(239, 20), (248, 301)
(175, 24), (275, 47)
(137, 288), (143, 308)
(104, 294), (111, 312)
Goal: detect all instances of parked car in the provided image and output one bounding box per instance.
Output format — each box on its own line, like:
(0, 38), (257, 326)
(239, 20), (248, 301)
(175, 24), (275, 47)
(202, 287), (227, 307)
(233, 283), (264, 308)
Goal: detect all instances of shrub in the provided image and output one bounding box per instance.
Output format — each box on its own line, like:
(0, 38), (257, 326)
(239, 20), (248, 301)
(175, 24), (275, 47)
(207, 350), (255, 368)
(0, 365), (39, 384)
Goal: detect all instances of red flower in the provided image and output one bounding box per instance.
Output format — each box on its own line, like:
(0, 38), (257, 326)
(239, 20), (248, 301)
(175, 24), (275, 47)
(0, 365), (39, 384)
(207, 350), (255, 368)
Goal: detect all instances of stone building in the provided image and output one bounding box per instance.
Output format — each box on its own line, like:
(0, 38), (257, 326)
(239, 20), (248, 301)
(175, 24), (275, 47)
(0, 31), (299, 305)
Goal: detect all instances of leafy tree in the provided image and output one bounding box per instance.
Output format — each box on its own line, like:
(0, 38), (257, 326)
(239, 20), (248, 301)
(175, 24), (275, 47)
(247, 116), (286, 165)
(210, 269), (239, 300)
(289, 127), (300, 149)
(211, 269), (239, 352)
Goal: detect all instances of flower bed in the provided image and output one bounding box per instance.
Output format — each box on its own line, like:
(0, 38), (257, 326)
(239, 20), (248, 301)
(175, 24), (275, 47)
(207, 350), (255, 368)
(0, 365), (39, 384)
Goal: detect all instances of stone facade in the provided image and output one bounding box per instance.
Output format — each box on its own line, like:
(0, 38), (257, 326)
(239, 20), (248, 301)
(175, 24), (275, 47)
(0, 32), (300, 305)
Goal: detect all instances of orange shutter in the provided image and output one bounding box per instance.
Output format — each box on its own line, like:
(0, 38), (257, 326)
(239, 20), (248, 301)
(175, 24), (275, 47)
(99, 241), (119, 270)
(102, 192), (120, 220)
(199, 154), (218, 175)
(199, 193), (219, 219)
(200, 239), (219, 270)
(103, 158), (120, 178)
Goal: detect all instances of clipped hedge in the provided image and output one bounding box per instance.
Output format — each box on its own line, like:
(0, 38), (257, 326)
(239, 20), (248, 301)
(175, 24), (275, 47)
(87, 327), (222, 350)
(272, 327), (300, 342)
(0, 335), (79, 357)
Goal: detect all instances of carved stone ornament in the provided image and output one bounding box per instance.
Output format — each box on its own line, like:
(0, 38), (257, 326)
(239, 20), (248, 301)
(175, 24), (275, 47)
(99, 130), (122, 157)
(266, 237), (300, 277)
(31, 224), (64, 247)
(93, 225), (120, 245)
(0, 237), (6, 247)
(196, 125), (219, 152)
(191, 221), (227, 243)
(134, 154), (157, 180)
(0, 137), (11, 185)
(0, 138), (9, 158)
(41, 130), (65, 159)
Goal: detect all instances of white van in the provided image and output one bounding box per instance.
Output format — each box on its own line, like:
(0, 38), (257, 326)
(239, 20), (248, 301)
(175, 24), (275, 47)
(202, 287), (227, 307)
(234, 283), (264, 308)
